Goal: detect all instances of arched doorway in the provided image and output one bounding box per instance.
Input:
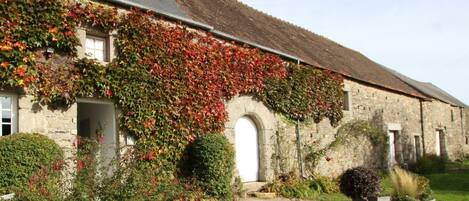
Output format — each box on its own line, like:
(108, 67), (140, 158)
(235, 116), (259, 182)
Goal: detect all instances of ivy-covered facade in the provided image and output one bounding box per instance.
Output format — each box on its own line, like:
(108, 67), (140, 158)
(0, 0), (467, 184)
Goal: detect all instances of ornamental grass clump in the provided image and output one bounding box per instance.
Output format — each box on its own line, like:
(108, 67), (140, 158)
(340, 167), (380, 201)
(390, 167), (434, 201)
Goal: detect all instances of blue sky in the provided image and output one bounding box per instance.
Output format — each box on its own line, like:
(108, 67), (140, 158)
(240, 0), (469, 104)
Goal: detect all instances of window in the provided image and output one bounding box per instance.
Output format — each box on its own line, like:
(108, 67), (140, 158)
(126, 134), (137, 146)
(85, 35), (107, 62)
(414, 135), (422, 160)
(451, 110), (454, 122)
(465, 136), (469, 145)
(343, 91), (350, 111)
(0, 95), (17, 136)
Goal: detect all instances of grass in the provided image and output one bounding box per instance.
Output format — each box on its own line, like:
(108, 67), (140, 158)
(426, 171), (469, 201)
(380, 161), (469, 201)
(285, 160), (469, 201)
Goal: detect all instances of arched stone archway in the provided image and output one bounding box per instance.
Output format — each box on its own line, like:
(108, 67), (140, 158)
(224, 96), (276, 182)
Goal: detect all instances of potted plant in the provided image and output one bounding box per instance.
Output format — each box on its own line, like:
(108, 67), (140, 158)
(340, 167), (380, 201)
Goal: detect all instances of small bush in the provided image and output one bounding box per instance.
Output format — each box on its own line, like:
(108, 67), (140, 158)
(340, 167), (381, 200)
(0, 133), (64, 194)
(313, 175), (340, 194)
(414, 154), (446, 174)
(260, 172), (321, 199)
(187, 134), (235, 200)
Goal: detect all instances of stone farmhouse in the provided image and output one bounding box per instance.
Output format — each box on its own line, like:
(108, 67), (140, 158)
(1, 0), (467, 183)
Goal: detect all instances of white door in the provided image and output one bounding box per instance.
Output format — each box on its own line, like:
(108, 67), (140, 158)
(235, 117), (259, 182)
(435, 131), (441, 156)
(388, 131), (395, 166)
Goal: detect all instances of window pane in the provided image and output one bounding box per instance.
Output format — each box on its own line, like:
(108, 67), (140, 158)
(2, 124), (11, 136)
(86, 38), (94, 49)
(94, 39), (104, 50)
(1, 96), (11, 109)
(2, 111), (10, 123)
(94, 50), (104, 61)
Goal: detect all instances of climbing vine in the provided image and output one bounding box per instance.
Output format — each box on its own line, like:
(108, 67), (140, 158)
(259, 63), (344, 126)
(304, 120), (388, 173)
(1, 0), (345, 179)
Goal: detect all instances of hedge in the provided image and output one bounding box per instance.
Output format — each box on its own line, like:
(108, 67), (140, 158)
(187, 134), (235, 200)
(0, 133), (64, 194)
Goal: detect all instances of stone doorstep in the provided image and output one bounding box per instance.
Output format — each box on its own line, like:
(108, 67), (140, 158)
(0, 193), (14, 200)
(242, 182), (267, 198)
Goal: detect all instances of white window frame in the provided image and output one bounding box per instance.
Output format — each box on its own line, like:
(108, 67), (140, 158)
(0, 94), (18, 137)
(85, 35), (108, 62)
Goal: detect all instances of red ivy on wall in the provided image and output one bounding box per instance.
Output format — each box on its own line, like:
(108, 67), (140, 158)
(0, 1), (344, 177)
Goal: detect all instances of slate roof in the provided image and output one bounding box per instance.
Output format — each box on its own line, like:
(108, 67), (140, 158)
(384, 67), (467, 107)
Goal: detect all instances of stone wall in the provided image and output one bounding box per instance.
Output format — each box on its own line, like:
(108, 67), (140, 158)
(422, 100), (465, 160)
(303, 79), (423, 177)
(224, 79), (426, 180)
(17, 95), (78, 179)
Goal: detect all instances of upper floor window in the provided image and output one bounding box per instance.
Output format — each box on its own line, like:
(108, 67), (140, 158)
(85, 35), (107, 62)
(0, 95), (17, 137)
(343, 90), (351, 111)
(451, 109), (454, 122)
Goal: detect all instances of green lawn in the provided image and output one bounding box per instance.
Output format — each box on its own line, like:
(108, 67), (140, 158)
(426, 171), (469, 201)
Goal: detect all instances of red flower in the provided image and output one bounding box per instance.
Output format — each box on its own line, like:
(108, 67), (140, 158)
(98, 135), (104, 144)
(13, 41), (26, 50)
(143, 118), (156, 129)
(73, 137), (81, 147)
(77, 160), (86, 171)
(0, 61), (9, 69)
(15, 66), (26, 77)
(142, 150), (156, 161)
(53, 160), (65, 171)
(105, 89), (113, 97)
(325, 156), (333, 162)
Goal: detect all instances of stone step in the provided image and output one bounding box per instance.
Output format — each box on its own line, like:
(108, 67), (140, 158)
(243, 182), (267, 193)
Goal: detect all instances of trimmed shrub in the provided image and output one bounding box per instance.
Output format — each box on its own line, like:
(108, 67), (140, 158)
(414, 154), (446, 174)
(0, 133), (63, 194)
(187, 134), (235, 200)
(340, 167), (381, 201)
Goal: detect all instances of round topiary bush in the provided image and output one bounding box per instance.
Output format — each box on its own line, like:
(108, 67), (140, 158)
(340, 167), (380, 201)
(187, 134), (235, 200)
(0, 133), (64, 194)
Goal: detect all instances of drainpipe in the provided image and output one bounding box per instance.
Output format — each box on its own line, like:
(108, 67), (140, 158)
(294, 60), (305, 178)
(460, 107), (465, 137)
(295, 119), (305, 178)
(419, 100), (427, 155)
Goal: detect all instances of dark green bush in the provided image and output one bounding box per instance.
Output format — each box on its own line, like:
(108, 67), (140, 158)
(187, 134), (235, 200)
(0, 133), (63, 194)
(415, 154), (446, 174)
(340, 167), (381, 200)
